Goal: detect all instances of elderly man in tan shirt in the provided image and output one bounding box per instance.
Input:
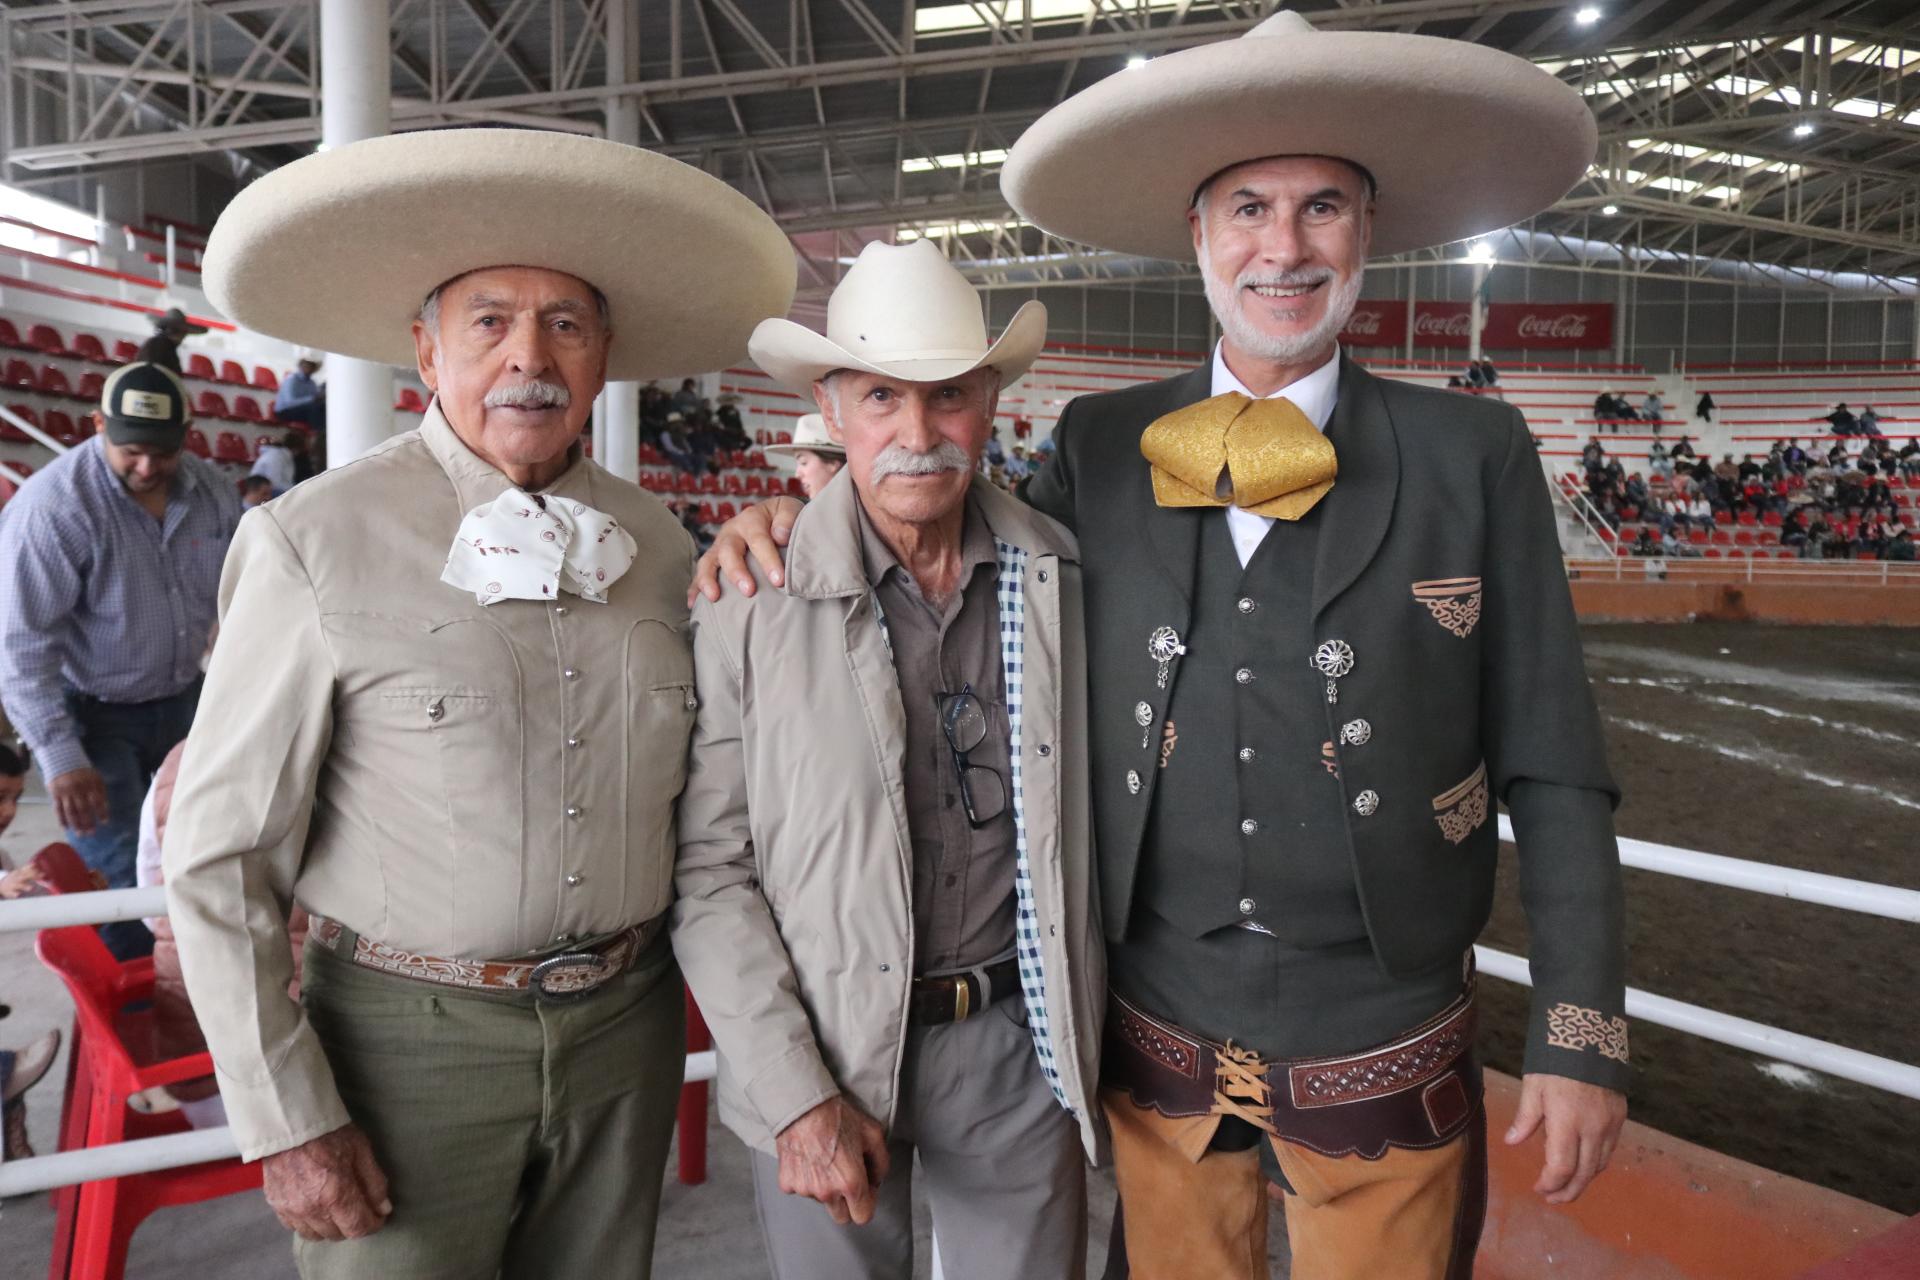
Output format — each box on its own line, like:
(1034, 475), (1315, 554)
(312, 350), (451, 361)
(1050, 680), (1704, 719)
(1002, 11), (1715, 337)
(161, 131), (793, 1279)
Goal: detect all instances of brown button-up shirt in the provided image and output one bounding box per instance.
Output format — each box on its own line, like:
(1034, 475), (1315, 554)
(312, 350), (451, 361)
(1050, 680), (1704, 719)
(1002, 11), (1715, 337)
(856, 493), (1016, 974)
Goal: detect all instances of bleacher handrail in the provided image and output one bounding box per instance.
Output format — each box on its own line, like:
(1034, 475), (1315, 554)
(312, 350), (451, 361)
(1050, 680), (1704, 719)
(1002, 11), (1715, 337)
(1683, 358), (1920, 372)
(0, 272), (236, 332)
(1, 401), (72, 456)
(1566, 555), (1920, 585)
(0, 213), (100, 251)
(0, 240), (176, 292)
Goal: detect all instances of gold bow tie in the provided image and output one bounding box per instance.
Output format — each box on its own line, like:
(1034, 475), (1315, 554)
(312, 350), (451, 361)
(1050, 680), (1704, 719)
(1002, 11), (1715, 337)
(1140, 393), (1337, 520)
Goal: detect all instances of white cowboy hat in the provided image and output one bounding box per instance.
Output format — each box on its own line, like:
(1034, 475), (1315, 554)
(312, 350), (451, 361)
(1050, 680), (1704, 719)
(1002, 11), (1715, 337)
(1001, 10), (1596, 261)
(765, 413), (845, 459)
(749, 239), (1045, 395)
(204, 129), (796, 381)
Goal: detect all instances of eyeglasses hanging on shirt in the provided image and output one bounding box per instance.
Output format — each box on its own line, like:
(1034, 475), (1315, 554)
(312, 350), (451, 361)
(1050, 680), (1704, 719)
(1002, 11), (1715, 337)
(938, 684), (1007, 829)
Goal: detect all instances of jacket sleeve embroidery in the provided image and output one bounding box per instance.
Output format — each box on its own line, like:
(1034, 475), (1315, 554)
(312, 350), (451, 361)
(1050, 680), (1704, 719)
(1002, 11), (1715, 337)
(1545, 1002), (1630, 1062)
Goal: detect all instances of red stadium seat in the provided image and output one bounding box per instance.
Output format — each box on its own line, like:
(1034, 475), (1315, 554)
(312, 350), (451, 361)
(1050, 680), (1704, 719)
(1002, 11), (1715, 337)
(70, 332), (112, 365)
(787, 477), (804, 497)
(1, 406), (34, 442)
(748, 451), (768, 469)
(214, 431), (251, 463)
(194, 390), (231, 421)
(1689, 528), (1708, 544)
(744, 475), (765, 496)
(1737, 511), (1756, 526)
(5, 403), (40, 430)
(774, 431), (792, 445)
(39, 365), (75, 399)
(3, 358), (39, 391)
(723, 474), (744, 495)
(697, 502), (718, 525)
(699, 473), (721, 495)
(186, 353), (217, 382)
(1762, 510), (1783, 527)
(1710, 530), (1732, 545)
(232, 395), (266, 423)
(395, 387), (428, 413)
(0, 318), (24, 349)
(28, 324), (69, 356)
(716, 502), (737, 521)
(1734, 530), (1755, 546)
(1703, 548), (1723, 558)
(218, 359), (250, 387)
(111, 339), (140, 363)
(251, 366), (280, 392)
(676, 473), (698, 494)
(44, 409), (79, 444)
(76, 371), (105, 403)
(184, 429), (211, 458)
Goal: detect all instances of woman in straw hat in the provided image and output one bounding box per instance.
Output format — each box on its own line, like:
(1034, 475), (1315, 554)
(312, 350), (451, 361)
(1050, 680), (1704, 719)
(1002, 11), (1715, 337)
(766, 413), (847, 499)
(164, 127), (794, 1280)
(700, 13), (1626, 1278)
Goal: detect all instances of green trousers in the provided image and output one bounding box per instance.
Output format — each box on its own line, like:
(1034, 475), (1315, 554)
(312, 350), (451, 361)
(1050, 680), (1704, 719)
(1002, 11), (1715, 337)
(294, 928), (686, 1280)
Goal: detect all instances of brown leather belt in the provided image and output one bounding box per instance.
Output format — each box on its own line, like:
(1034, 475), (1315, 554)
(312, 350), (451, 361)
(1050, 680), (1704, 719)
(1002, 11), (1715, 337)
(909, 956), (1020, 1027)
(309, 915), (665, 1004)
(1104, 987), (1480, 1161)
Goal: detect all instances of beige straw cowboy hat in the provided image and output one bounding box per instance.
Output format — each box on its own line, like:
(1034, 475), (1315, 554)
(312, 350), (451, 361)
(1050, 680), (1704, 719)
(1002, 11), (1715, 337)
(203, 129), (796, 380)
(1001, 10), (1597, 261)
(749, 240), (1046, 395)
(764, 413), (846, 459)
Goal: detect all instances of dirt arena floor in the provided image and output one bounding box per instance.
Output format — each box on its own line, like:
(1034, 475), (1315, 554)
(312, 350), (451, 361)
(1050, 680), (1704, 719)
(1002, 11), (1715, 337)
(1478, 621), (1920, 1215)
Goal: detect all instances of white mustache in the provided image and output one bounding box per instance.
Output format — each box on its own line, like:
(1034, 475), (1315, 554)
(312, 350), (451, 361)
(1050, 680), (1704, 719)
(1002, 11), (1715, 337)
(485, 381), (571, 410)
(870, 440), (973, 484)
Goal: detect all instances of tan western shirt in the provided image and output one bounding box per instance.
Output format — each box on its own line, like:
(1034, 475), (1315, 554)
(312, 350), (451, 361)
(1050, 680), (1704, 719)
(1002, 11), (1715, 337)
(163, 406), (698, 1160)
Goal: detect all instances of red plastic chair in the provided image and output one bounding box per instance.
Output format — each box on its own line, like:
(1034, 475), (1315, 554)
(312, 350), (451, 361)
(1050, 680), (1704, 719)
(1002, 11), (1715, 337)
(29, 323), (69, 357)
(744, 475), (765, 497)
(787, 477), (805, 497)
(231, 395), (265, 423)
(6, 402), (42, 431)
(395, 387), (428, 413)
(183, 429), (211, 459)
(774, 431), (793, 445)
(699, 473), (721, 495)
(250, 366), (279, 392)
(723, 473), (745, 495)
(70, 333), (112, 365)
(45, 409), (80, 444)
(110, 340), (139, 364)
(0, 317), (25, 349)
(676, 472), (698, 495)
(193, 390), (231, 422)
(217, 360), (250, 387)
(185, 354), (217, 382)
(40, 364), (75, 399)
(4, 357), (40, 391)
(37, 917), (261, 1280)
(213, 431), (251, 463)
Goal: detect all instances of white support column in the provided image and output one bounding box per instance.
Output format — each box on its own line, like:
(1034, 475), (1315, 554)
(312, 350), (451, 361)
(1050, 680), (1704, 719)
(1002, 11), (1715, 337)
(1614, 271), (1628, 366)
(598, 0), (642, 483)
(1468, 261), (1487, 362)
(1912, 300), (1920, 361)
(320, 0), (393, 469)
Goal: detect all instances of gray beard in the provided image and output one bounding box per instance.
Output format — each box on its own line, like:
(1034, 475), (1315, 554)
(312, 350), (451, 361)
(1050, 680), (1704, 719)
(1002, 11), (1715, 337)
(1203, 259), (1365, 366)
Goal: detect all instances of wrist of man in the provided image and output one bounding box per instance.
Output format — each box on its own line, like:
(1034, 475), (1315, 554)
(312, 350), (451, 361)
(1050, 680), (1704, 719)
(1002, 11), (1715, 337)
(37, 738), (91, 781)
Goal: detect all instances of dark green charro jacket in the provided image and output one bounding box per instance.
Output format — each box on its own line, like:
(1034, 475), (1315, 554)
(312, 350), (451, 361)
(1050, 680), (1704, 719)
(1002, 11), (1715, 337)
(1024, 354), (1630, 1092)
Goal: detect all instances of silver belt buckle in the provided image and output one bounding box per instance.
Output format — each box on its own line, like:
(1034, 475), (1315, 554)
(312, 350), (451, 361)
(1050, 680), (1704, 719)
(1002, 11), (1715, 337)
(530, 951), (612, 1003)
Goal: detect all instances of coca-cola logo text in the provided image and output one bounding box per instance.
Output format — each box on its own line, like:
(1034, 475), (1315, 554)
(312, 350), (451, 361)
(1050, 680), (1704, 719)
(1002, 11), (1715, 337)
(1515, 313), (1591, 340)
(1413, 312), (1472, 337)
(1341, 310), (1384, 336)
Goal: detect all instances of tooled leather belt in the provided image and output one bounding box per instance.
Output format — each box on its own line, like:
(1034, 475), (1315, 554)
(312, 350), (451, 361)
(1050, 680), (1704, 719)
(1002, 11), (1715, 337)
(309, 914), (665, 1004)
(1104, 986), (1480, 1160)
(909, 956), (1021, 1027)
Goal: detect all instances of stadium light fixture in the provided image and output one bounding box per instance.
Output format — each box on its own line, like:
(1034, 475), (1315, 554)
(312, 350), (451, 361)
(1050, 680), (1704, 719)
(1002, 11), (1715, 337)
(1574, 6), (1601, 25)
(1793, 122), (1814, 137)
(1466, 241), (1497, 265)
(1126, 55), (1149, 70)
(1601, 203), (1619, 215)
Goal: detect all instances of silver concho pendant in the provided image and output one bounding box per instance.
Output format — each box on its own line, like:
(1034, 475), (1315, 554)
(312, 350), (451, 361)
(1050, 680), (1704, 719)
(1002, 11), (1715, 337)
(1148, 626), (1186, 691)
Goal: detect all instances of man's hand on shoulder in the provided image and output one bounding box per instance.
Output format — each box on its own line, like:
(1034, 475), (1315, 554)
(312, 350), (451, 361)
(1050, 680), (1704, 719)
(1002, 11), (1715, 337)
(1505, 1073), (1627, 1205)
(261, 1123), (393, 1241)
(774, 1095), (892, 1226)
(688, 496), (805, 605)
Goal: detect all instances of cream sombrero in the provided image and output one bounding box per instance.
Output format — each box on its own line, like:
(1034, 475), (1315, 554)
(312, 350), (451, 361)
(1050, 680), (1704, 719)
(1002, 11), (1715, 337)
(203, 129), (796, 380)
(764, 414), (845, 459)
(1001, 10), (1596, 261)
(749, 240), (1045, 394)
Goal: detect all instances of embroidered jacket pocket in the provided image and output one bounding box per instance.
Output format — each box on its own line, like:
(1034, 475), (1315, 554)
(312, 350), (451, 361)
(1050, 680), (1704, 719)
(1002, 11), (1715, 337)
(1410, 577), (1483, 638)
(1430, 762), (1489, 845)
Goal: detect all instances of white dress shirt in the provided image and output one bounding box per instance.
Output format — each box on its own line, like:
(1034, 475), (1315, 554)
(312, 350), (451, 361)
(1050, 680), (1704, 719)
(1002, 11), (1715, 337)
(1209, 342), (1341, 566)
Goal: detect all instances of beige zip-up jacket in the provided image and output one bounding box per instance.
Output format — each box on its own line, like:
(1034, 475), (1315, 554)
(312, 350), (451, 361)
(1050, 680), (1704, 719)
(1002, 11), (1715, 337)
(672, 472), (1105, 1160)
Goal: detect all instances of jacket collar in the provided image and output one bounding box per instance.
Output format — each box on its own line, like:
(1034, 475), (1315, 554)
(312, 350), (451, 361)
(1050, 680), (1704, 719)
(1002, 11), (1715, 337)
(420, 398), (594, 514)
(785, 464), (1078, 601)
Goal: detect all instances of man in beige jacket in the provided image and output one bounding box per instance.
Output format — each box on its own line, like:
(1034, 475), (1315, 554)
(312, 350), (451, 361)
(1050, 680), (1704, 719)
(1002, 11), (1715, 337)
(672, 241), (1104, 1280)
(161, 130), (794, 1278)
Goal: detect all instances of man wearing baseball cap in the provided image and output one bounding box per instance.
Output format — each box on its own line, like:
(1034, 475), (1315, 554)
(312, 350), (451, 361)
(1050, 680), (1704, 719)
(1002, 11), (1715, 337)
(0, 361), (239, 960)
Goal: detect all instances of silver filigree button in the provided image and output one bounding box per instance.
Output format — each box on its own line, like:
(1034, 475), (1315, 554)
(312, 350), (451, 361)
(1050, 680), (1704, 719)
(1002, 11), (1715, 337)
(1353, 790), (1380, 816)
(1237, 597), (1256, 614)
(1147, 626), (1184, 664)
(1134, 701), (1154, 727)
(1240, 818), (1259, 836)
(1126, 769), (1142, 795)
(1313, 640), (1355, 679)
(1235, 667), (1254, 685)
(1341, 719), (1372, 746)
(1238, 898), (1256, 916)
(1238, 747), (1255, 763)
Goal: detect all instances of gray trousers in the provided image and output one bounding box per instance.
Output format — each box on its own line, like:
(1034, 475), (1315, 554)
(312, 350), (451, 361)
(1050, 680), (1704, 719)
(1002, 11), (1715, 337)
(293, 929), (685, 1280)
(751, 997), (1087, 1280)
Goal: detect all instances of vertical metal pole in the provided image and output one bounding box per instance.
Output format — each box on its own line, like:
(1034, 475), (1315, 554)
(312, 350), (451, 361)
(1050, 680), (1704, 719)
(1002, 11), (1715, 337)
(1613, 271), (1627, 366)
(1912, 299), (1919, 362)
(1468, 262), (1486, 362)
(600, 0), (641, 484)
(164, 224), (177, 288)
(320, 0), (393, 469)
(1404, 264), (1416, 363)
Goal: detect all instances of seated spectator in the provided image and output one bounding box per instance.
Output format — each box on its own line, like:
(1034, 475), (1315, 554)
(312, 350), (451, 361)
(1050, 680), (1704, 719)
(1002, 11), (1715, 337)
(1592, 389), (1614, 418)
(1004, 444), (1033, 485)
(1630, 527), (1659, 556)
(1687, 494), (1713, 529)
(1899, 439), (1920, 478)
(1857, 405), (1883, 438)
(1824, 402), (1856, 435)
(136, 741), (309, 1129)
(1582, 436), (1605, 468)
(672, 377), (701, 417)
(250, 437), (297, 493)
(714, 394), (751, 449)
(271, 355), (325, 428)
(1477, 359), (1498, 386)
(1661, 526), (1701, 557)
(1889, 529), (1917, 562)
(1713, 453), (1739, 486)
(1671, 435), (1697, 462)
(659, 411), (700, 473)
(1696, 391), (1715, 422)
(1783, 439), (1807, 471)
(1462, 361), (1486, 389)
(1624, 472), (1649, 509)
(1648, 440), (1673, 479)
(238, 475), (273, 508)
(1447, 375), (1465, 389)
(1642, 391), (1664, 428)
(1828, 441), (1850, 469)
(1781, 511), (1811, 553)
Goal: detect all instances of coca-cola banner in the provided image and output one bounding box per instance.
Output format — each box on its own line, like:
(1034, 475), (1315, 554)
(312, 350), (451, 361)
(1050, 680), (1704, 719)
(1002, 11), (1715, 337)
(1482, 302), (1612, 350)
(1336, 300), (1407, 348)
(1335, 300), (1613, 349)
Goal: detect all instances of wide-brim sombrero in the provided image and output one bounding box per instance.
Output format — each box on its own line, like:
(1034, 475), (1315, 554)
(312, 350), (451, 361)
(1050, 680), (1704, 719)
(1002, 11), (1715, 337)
(1001, 10), (1596, 261)
(203, 128), (797, 380)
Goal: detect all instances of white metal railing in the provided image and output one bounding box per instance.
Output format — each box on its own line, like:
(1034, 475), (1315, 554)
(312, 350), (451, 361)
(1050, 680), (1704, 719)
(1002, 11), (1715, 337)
(1476, 814), (1920, 1102)
(4, 819), (1917, 1194)
(0, 890), (716, 1197)
(0, 400), (72, 457)
(1565, 554), (1920, 586)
